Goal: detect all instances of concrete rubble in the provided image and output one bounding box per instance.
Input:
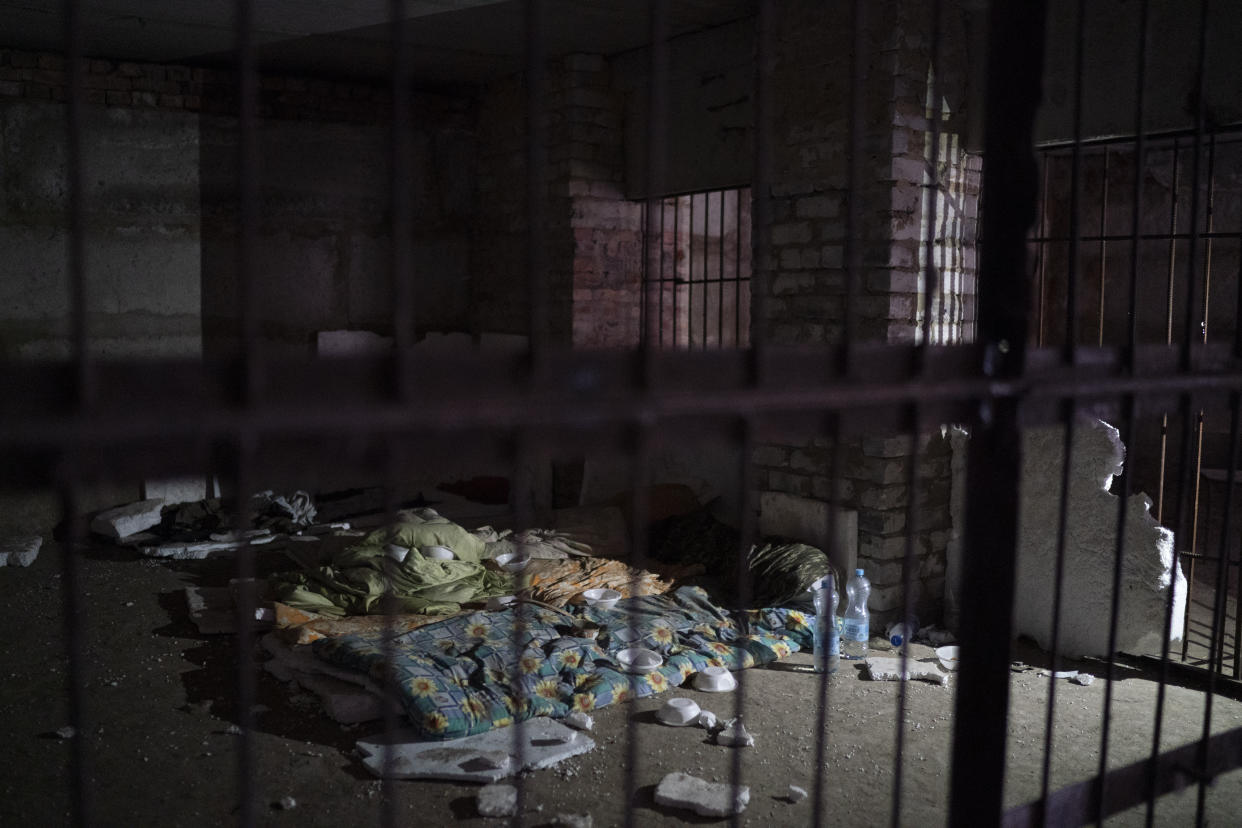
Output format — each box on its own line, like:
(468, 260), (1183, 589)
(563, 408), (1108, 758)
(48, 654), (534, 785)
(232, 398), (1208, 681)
(562, 711), (593, 731)
(654, 771), (749, 817)
(355, 718), (595, 781)
(0, 535), (42, 567)
(137, 531), (277, 560)
(550, 813), (592, 828)
(865, 656), (949, 686)
(90, 498), (165, 540)
(715, 718), (754, 747)
(787, 784), (808, 803)
(1012, 418), (1187, 657)
(475, 783), (518, 818)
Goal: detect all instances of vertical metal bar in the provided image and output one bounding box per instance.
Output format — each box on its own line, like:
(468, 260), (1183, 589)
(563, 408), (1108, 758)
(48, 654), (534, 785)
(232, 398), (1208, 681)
(752, 0), (773, 376)
(1036, 404), (1078, 827)
(842, 0), (866, 367)
(891, 407), (921, 828)
(645, 0), (668, 358)
(1096, 149), (1110, 346)
(391, 0), (414, 400)
(734, 188), (742, 347)
(233, 2), (259, 824)
(701, 191), (709, 349)
(525, 0), (547, 361)
(60, 485), (92, 826)
(236, 0), (260, 404)
(811, 411), (843, 827)
(948, 2), (1046, 826)
(718, 189), (725, 348)
(689, 193), (696, 347)
(621, 424), (651, 828)
(64, 0), (90, 404)
(1034, 161), (1047, 345)
(659, 200), (666, 347)
(1065, 0), (1087, 357)
(675, 197), (685, 347)
(1126, 0), (1148, 367)
(918, 0), (944, 353)
(1157, 141), (1181, 523)
(727, 416), (755, 828)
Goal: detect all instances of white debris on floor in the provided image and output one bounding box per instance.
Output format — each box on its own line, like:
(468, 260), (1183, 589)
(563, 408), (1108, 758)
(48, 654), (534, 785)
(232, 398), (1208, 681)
(476, 782), (518, 818)
(355, 718), (595, 781)
(787, 784), (808, 803)
(865, 656), (949, 686)
(562, 711), (593, 731)
(714, 717), (754, 747)
(260, 633), (388, 725)
(653, 771), (749, 817)
(984, 417), (1185, 657)
(0, 535), (41, 567)
(90, 498), (165, 540)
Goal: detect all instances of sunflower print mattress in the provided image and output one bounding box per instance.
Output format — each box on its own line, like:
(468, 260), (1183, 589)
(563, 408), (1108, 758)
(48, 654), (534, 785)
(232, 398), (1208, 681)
(312, 585), (814, 740)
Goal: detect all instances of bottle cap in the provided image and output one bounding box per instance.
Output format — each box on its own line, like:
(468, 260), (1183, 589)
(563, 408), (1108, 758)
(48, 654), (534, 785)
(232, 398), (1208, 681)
(855, 568), (864, 576)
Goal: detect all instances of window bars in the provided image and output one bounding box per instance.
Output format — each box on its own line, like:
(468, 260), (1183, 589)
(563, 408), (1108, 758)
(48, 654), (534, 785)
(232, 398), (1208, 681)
(2, 0), (1242, 826)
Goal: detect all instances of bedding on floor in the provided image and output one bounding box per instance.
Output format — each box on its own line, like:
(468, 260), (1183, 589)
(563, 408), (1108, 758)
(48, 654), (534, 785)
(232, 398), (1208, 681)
(313, 585), (815, 741)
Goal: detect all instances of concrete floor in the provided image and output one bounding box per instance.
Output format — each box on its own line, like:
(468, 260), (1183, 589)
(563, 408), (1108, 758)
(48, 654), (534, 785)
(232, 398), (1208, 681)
(2, 541), (1242, 827)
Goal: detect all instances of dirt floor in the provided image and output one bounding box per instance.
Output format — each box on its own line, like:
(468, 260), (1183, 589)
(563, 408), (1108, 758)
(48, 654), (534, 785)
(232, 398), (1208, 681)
(3, 540), (1242, 827)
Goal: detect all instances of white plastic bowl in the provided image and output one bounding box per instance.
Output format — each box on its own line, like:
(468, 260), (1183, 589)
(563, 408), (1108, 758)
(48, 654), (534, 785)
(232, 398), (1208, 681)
(423, 545), (454, 560)
(693, 665), (738, 693)
(616, 647), (662, 674)
(582, 588), (621, 610)
(494, 551), (530, 572)
(936, 645), (960, 672)
(656, 697), (701, 727)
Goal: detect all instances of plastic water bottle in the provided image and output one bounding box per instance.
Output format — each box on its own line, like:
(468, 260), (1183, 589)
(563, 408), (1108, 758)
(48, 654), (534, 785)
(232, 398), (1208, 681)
(809, 574), (839, 674)
(886, 616), (920, 648)
(842, 568), (871, 660)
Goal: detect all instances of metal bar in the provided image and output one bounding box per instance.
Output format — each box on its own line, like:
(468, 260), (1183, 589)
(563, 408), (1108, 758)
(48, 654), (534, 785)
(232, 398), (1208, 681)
(718, 189), (725, 348)
(843, 0), (866, 368)
(1030, 229), (1241, 244)
(1037, 158), (1050, 347)
(752, 0), (773, 378)
(64, 0), (90, 406)
(811, 411), (843, 826)
(1037, 402), (1077, 827)
(236, 0), (260, 404)
(673, 196), (680, 347)
(891, 406), (920, 828)
(659, 199), (666, 347)
(1066, 0), (1087, 355)
(621, 423), (651, 828)
(948, 2), (1046, 825)
(391, 0), (414, 400)
(1157, 141), (1181, 523)
(645, 0), (668, 357)
(60, 484), (92, 826)
(1096, 390), (1137, 827)
(728, 416), (755, 828)
(919, 0), (945, 353)
(735, 188), (742, 347)
(702, 191), (709, 349)
(1096, 149), (1109, 346)
(1037, 121), (1242, 151)
(689, 192), (696, 347)
(525, 0), (547, 360)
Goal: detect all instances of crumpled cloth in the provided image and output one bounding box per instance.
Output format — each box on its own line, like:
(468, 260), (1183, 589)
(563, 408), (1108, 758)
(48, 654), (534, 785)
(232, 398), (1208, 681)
(477, 527), (593, 561)
(250, 489), (317, 530)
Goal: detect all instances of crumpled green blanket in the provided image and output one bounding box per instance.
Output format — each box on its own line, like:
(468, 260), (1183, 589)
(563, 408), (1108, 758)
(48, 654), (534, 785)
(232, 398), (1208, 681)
(269, 512), (510, 617)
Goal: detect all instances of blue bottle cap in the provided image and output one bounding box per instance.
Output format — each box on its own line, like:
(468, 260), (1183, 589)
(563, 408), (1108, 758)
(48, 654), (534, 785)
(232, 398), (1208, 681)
(855, 568), (864, 576)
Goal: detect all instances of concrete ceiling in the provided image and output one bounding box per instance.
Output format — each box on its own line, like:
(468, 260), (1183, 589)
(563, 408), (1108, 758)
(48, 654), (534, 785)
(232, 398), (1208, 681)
(0, 0), (754, 85)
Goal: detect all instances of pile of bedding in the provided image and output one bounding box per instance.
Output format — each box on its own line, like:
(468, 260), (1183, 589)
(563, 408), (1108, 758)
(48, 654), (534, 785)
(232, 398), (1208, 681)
(313, 586), (814, 740)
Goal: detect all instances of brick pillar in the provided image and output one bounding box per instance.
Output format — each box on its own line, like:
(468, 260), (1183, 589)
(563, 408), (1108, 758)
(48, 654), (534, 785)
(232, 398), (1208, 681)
(757, 0), (979, 625)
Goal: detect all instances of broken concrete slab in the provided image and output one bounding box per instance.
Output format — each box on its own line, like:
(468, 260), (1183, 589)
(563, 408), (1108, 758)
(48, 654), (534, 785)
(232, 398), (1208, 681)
(90, 499), (165, 540)
(715, 718), (754, 747)
(654, 772), (749, 817)
(1, 536), (42, 567)
(476, 783), (518, 818)
(356, 718), (595, 782)
(550, 813), (592, 828)
(1012, 418), (1187, 657)
(140, 532), (278, 560)
(865, 657), (949, 686)
(562, 711), (593, 731)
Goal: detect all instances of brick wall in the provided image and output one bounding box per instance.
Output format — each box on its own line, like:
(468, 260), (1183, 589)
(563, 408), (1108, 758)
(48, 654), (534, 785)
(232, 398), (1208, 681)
(756, 0), (980, 626)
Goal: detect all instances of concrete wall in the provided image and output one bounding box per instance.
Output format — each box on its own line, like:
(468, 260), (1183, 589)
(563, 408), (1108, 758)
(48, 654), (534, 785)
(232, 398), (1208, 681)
(0, 98), (201, 359)
(1038, 0), (1242, 143)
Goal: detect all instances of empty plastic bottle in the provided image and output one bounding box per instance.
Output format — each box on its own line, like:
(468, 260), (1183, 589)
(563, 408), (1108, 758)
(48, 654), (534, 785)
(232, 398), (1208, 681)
(886, 616), (920, 648)
(809, 574), (839, 674)
(841, 568), (871, 660)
